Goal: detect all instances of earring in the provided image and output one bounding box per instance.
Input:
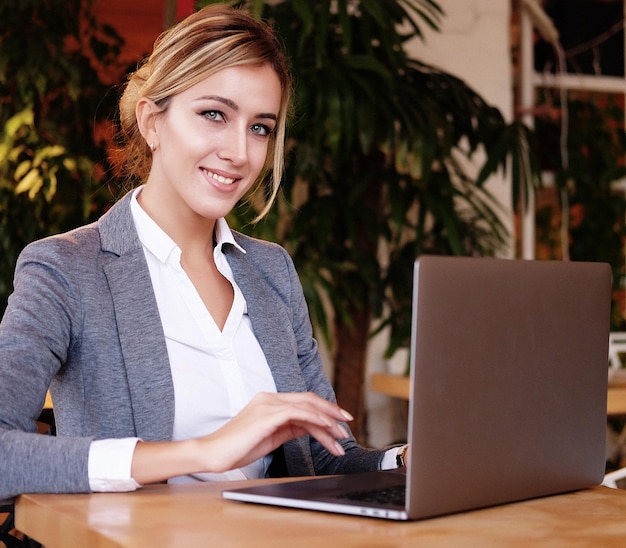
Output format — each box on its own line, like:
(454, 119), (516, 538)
(149, 143), (154, 151)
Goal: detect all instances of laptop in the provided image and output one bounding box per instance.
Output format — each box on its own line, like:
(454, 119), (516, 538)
(223, 256), (612, 520)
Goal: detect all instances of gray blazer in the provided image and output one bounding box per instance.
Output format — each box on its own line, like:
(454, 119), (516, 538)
(0, 192), (382, 500)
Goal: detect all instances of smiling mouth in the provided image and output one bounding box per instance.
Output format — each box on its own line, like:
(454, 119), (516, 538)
(203, 169), (237, 186)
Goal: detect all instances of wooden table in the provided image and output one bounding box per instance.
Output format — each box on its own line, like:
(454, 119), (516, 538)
(371, 373), (626, 416)
(14, 479), (626, 546)
(608, 384), (626, 417)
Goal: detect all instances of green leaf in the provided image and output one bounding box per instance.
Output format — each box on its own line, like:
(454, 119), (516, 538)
(33, 145), (66, 167)
(0, 143), (9, 164)
(14, 160), (32, 180)
(45, 166), (59, 201)
(4, 108), (34, 138)
(15, 168), (42, 198)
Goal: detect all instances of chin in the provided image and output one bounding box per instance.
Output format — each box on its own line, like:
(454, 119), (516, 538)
(193, 204), (237, 221)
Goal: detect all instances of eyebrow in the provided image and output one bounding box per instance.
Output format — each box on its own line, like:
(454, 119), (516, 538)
(198, 95), (277, 121)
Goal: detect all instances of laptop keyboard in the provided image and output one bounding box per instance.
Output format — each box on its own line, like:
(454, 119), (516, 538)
(340, 485), (406, 507)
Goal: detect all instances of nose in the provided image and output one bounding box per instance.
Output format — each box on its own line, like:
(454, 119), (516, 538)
(217, 123), (247, 166)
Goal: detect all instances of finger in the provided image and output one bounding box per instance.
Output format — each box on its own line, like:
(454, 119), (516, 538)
(213, 392), (354, 469)
(247, 404), (351, 459)
(272, 400), (353, 440)
(272, 392), (354, 423)
(289, 421), (347, 457)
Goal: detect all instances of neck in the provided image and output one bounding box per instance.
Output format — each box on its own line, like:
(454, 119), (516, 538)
(137, 185), (217, 256)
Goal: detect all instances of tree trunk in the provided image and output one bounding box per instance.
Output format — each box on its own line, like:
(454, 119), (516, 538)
(331, 154), (385, 444)
(332, 300), (371, 444)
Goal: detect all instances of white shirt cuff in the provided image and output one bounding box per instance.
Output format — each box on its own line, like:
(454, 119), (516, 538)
(88, 437), (143, 492)
(380, 446), (403, 470)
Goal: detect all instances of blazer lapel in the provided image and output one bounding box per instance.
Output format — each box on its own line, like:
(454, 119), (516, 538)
(99, 194), (175, 442)
(225, 247), (306, 395)
(226, 241), (315, 476)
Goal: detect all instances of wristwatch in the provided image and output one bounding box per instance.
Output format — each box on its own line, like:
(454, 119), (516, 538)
(396, 444), (409, 468)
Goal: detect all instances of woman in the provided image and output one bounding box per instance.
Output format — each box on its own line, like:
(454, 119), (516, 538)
(0, 5), (405, 500)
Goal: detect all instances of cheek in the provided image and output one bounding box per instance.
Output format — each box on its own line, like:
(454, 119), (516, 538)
(249, 140), (271, 171)
(162, 114), (207, 154)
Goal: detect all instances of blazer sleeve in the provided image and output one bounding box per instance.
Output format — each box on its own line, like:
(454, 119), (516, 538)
(0, 237), (93, 501)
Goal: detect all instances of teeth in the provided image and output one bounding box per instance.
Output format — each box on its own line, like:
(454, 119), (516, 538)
(205, 169), (236, 185)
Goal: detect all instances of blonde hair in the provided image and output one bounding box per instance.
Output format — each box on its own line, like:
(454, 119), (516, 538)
(118, 4), (292, 219)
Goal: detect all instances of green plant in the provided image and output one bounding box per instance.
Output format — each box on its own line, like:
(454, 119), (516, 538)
(0, 0), (125, 310)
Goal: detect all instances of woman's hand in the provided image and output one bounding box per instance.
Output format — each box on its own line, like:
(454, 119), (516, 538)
(131, 391), (353, 485)
(199, 391), (353, 473)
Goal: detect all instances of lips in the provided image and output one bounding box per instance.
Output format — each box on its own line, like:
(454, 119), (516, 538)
(202, 168), (237, 186)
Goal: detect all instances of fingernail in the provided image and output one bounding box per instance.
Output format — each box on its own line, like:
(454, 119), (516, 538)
(334, 441), (345, 456)
(340, 409), (354, 421)
(338, 424), (350, 439)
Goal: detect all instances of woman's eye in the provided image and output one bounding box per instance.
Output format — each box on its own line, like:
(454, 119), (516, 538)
(202, 110), (224, 122)
(251, 123), (272, 137)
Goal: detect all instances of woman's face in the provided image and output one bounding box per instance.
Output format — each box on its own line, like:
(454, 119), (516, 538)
(145, 63), (282, 224)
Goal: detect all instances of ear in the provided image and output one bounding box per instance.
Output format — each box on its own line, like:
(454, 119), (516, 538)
(136, 98), (161, 148)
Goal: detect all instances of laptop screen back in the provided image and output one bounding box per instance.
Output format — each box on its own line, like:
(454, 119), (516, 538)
(405, 256), (611, 519)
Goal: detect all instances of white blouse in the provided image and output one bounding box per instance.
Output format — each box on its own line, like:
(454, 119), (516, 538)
(88, 188), (276, 490)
